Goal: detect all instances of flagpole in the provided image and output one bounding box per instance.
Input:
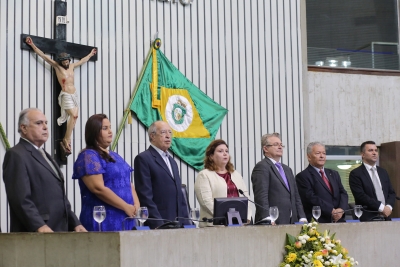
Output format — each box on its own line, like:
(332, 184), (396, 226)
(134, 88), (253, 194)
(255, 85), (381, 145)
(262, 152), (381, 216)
(111, 45), (153, 151)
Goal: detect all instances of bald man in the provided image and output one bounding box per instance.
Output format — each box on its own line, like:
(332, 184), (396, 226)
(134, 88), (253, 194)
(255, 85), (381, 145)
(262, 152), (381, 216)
(134, 121), (189, 229)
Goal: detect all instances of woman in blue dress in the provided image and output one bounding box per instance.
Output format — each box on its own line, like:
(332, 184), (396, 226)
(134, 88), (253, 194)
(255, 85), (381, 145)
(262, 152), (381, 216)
(73, 114), (140, 231)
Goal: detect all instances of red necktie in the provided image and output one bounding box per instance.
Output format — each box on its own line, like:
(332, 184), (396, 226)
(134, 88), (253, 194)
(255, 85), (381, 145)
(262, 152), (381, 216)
(320, 169), (332, 193)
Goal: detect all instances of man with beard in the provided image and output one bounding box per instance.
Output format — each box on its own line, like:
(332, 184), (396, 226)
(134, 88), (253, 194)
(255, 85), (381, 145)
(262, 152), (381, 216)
(25, 36), (96, 156)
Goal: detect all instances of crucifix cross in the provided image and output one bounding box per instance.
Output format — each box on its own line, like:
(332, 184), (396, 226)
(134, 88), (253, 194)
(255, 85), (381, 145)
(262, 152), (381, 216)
(20, 0), (97, 165)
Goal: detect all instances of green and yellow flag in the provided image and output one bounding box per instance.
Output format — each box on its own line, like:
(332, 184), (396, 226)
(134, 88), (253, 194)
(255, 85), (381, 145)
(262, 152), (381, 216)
(130, 39), (228, 170)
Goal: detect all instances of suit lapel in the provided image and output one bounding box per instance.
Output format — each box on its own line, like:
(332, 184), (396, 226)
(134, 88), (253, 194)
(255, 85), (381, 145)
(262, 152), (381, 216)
(21, 139), (62, 181)
(308, 165), (332, 195)
(44, 150), (64, 182)
(265, 158), (289, 192)
(149, 146), (174, 180)
(361, 164), (377, 198)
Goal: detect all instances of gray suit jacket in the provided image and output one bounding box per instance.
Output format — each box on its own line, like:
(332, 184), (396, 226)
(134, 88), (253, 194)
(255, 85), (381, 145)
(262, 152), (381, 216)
(251, 157), (306, 224)
(3, 138), (80, 232)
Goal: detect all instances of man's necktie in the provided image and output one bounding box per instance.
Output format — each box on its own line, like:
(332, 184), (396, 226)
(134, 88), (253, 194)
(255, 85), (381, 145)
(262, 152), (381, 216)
(319, 169), (332, 193)
(275, 162), (290, 191)
(370, 167), (385, 204)
(164, 152), (174, 177)
(38, 148), (60, 179)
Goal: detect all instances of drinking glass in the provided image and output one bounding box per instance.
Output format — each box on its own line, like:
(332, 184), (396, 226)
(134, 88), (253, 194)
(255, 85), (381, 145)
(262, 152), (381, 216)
(190, 208), (200, 228)
(136, 207), (149, 227)
(269, 206), (279, 224)
(93, 206), (106, 232)
(312, 206), (321, 222)
(354, 205), (363, 220)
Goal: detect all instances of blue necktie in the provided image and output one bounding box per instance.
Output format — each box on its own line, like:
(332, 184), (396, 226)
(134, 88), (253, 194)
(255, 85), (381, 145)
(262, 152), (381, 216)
(275, 162), (290, 191)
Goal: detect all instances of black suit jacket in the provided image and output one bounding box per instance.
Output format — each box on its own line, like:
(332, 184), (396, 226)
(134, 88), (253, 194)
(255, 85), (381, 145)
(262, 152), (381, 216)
(134, 146), (189, 229)
(2, 138), (80, 232)
(296, 165), (348, 223)
(251, 157), (306, 224)
(349, 163), (396, 221)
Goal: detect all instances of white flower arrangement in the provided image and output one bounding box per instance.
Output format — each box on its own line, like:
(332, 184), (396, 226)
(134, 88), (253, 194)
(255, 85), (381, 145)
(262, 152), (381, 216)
(280, 221), (359, 267)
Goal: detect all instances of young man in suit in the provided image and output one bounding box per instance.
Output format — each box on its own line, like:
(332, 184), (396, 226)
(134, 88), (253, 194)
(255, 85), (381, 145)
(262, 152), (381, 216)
(251, 133), (307, 224)
(134, 121), (189, 229)
(296, 142), (348, 223)
(2, 108), (86, 232)
(349, 141), (396, 221)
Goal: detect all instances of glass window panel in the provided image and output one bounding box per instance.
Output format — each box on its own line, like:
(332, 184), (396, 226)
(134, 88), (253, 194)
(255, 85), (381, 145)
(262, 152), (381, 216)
(307, 0), (399, 70)
(324, 159), (362, 203)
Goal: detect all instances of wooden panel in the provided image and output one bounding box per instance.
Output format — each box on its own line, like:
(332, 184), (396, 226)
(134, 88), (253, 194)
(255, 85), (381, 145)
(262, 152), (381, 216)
(380, 142), (400, 218)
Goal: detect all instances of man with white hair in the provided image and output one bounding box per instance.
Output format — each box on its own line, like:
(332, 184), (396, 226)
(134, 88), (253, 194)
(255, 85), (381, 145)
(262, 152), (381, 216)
(3, 108), (86, 232)
(296, 142), (348, 223)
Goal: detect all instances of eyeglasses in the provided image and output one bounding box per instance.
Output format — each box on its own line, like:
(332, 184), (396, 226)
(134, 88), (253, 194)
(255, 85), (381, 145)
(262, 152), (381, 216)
(157, 130), (173, 136)
(265, 143), (285, 148)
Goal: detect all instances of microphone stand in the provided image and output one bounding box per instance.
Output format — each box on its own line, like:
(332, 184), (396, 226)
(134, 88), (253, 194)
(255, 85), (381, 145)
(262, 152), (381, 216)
(238, 189), (271, 225)
(175, 217), (201, 228)
(360, 206), (385, 221)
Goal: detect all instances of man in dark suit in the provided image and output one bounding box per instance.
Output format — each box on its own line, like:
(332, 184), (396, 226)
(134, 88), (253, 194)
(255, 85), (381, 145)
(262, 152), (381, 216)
(296, 142), (348, 223)
(349, 141), (396, 221)
(251, 133), (306, 224)
(134, 121), (189, 229)
(2, 108), (85, 232)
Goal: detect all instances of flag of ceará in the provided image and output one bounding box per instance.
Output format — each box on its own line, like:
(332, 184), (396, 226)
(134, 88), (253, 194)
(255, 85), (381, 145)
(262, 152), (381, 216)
(130, 39), (227, 171)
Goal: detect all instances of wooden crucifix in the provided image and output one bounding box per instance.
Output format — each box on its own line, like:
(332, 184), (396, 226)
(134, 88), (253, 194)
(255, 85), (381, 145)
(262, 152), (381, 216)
(20, 0), (97, 165)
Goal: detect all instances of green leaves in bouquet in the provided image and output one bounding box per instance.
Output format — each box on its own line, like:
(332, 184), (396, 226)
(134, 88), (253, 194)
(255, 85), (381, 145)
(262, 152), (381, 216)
(286, 233), (296, 246)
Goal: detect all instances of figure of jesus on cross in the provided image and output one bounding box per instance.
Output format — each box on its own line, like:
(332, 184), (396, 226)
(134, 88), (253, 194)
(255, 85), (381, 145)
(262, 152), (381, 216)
(26, 36), (96, 156)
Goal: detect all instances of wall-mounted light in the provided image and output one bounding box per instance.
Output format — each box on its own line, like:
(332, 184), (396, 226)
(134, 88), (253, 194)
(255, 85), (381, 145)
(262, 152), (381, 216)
(337, 164), (352, 170)
(342, 61), (351, 67)
(328, 59), (338, 67)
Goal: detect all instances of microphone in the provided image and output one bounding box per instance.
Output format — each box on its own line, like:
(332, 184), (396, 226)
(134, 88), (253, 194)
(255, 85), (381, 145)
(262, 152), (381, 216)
(238, 189), (271, 225)
(238, 189), (268, 212)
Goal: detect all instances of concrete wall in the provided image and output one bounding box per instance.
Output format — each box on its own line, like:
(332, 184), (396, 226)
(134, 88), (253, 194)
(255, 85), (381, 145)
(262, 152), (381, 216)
(304, 70), (400, 147)
(1, 222), (400, 266)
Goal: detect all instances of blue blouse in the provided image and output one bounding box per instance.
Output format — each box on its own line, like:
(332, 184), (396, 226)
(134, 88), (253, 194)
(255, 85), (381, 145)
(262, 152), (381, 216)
(72, 149), (135, 231)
